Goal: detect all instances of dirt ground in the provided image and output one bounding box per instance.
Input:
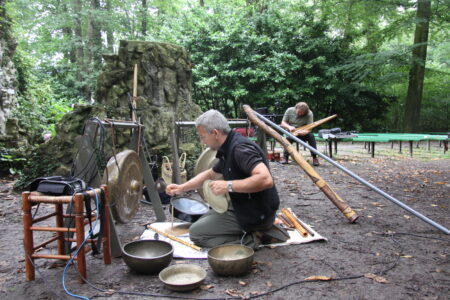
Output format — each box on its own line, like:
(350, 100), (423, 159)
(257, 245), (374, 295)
(0, 141), (449, 300)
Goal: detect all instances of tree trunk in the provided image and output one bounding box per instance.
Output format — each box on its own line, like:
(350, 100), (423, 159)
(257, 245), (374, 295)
(141, 0), (148, 37)
(72, 0), (91, 100)
(58, 1), (75, 63)
(105, 0), (114, 52)
(90, 0), (102, 68)
(341, 0), (355, 49)
(403, 0), (431, 133)
(71, 0), (84, 82)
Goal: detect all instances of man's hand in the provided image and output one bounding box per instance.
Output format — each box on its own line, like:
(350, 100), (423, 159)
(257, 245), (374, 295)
(208, 180), (228, 195)
(287, 125), (296, 132)
(166, 184), (183, 196)
(293, 129), (310, 136)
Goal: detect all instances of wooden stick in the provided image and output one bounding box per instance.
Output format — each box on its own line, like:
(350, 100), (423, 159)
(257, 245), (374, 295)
(292, 114), (337, 136)
(132, 64), (138, 122)
(243, 105), (358, 223)
(277, 213), (294, 228)
(148, 225), (202, 251)
(281, 208), (309, 237)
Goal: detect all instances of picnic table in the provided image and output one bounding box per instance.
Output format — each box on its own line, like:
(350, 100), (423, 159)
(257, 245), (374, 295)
(315, 133), (449, 158)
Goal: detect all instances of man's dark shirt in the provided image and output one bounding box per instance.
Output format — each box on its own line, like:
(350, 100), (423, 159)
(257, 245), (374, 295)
(213, 131), (280, 232)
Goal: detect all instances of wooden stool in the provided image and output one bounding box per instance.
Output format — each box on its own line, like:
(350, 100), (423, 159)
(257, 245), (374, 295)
(22, 185), (111, 283)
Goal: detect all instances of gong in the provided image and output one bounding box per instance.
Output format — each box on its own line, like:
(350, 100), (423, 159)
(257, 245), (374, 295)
(102, 149), (143, 223)
(193, 147), (219, 199)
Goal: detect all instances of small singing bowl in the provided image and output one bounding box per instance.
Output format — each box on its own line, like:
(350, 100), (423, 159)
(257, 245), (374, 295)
(122, 240), (173, 274)
(207, 244), (254, 276)
(159, 264), (207, 292)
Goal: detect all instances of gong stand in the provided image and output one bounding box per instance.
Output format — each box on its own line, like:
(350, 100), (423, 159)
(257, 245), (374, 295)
(73, 119), (166, 257)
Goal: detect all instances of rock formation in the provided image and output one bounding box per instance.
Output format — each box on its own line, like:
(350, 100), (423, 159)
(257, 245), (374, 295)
(0, 0), (18, 140)
(96, 40), (202, 147)
(14, 40), (201, 188)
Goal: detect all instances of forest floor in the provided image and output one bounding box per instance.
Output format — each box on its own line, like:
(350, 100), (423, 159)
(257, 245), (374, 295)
(0, 141), (449, 300)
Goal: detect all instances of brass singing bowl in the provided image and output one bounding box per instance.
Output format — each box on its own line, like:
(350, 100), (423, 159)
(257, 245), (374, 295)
(159, 264), (206, 292)
(207, 244), (254, 276)
(122, 240), (173, 274)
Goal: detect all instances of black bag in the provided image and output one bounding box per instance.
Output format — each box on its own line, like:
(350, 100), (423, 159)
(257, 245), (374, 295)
(29, 176), (87, 195)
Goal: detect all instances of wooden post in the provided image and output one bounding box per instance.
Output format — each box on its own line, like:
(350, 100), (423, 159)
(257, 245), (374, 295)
(74, 194), (87, 283)
(22, 191), (35, 281)
(101, 185), (112, 265)
(55, 203), (64, 256)
(170, 129), (182, 185)
(243, 105), (358, 223)
(132, 64), (138, 122)
(328, 140), (333, 158)
(409, 141), (413, 157)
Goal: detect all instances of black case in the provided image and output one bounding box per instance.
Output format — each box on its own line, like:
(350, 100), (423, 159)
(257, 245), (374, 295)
(29, 176), (86, 195)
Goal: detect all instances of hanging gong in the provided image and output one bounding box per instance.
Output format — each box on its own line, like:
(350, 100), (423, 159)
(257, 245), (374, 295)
(194, 147), (220, 199)
(102, 149), (143, 223)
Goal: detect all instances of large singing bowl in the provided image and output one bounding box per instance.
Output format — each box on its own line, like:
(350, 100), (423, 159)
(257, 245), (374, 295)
(122, 240), (173, 274)
(207, 244), (254, 276)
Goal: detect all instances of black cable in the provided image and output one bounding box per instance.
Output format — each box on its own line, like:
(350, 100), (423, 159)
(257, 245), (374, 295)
(71, 117), (108, 186)
(75, 233), (405, 300)
(25, 253), (68, 300)
(388, 232), (450, 242)
(71, 118), (100, 179)
(31, 203), (40, 218)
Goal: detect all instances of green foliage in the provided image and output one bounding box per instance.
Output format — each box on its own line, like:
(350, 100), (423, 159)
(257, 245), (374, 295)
(11, 48), (74, 140)
(0, 147), (27, 176)
(4, 0), (450, 138)
(160, 3), (393, 131)
(12, 79), (72, 138)
(13, 151), (59, 191)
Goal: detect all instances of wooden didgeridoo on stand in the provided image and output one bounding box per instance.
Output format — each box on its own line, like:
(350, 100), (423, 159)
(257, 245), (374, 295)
(291, 114), (337, 136)
(243, 105), (358, 223)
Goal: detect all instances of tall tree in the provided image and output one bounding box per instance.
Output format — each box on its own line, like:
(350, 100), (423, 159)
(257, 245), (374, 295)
(141, 0), (148, 37)
(87, 0), (103, 70)
(105, 0), (115, 52)
(403, 0), (431, 132)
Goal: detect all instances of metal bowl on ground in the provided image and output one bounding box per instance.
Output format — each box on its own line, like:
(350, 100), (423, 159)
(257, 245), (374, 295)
(122, 240), (173, 274)
(207, 244), (254, 276)
(170, 197), (209, 223)
(159, 264), (207, 292)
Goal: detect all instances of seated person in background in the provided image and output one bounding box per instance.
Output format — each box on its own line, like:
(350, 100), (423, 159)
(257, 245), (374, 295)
(280, 102), (319, 166)
(166, 109), (288, 249)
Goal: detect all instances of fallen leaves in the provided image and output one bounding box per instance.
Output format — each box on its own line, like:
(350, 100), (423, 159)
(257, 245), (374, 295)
(225, 288), (249, 299)
(364, 273), (388, 283)
(200, 284), (214, 290)
(304, 275), (332, 281)
(103, 289), (116, 295)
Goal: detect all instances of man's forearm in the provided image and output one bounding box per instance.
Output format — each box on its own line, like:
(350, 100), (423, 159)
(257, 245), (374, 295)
(179, 168), (217, 192)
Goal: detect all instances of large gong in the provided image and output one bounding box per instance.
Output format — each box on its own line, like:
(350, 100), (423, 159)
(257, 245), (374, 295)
(103, 150), (143, 223)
